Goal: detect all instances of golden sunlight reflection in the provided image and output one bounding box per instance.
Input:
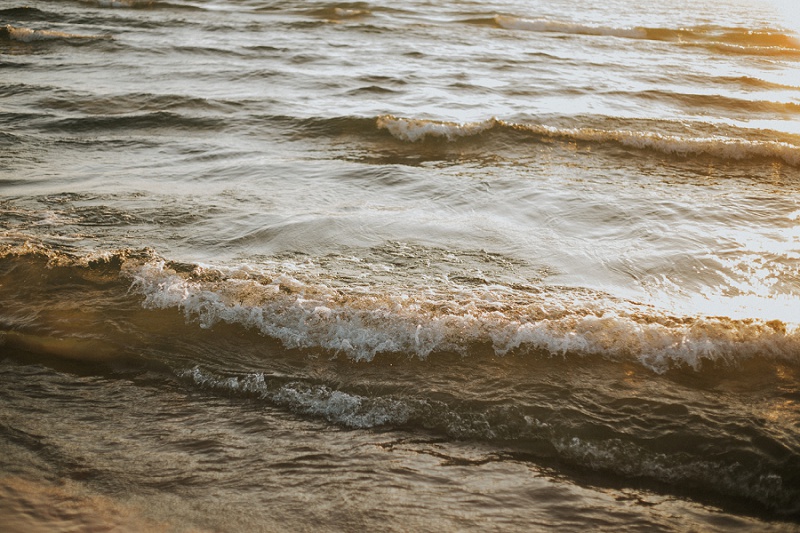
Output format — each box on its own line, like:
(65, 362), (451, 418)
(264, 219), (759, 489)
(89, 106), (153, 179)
(646, 209), (800, 327)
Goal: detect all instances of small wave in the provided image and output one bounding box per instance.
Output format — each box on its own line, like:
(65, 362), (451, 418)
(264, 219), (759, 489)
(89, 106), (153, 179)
(37, 91), (237, 115)
(182, 367), (411, 429)
(491, 16), (800, 56)
(555, 436), (799, 516)
(0, 24), (112, 43)
(376, 115), (800, 167)
(494, 15), (646, 39)
(84, 0), (157, 7)
(699, 41), (800, 57)
(700, 75), (800, 91)
(625, 90), (800, 116)
(81, 0), (205, 11)
(93, 0), (152, 6)
(376, 115), (495, 142)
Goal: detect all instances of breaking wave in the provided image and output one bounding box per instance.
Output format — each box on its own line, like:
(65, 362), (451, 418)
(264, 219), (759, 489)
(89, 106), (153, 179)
(490, 15), (800, 56)
(120, 253), (800, 374)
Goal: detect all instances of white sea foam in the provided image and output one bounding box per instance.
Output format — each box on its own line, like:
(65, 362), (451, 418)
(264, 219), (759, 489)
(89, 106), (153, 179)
(125, 259), (800, 373)
(376, 115), (495, 142)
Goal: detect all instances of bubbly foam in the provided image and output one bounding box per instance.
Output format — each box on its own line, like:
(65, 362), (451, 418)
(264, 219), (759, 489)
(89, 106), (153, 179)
(376, 115), (495, 142)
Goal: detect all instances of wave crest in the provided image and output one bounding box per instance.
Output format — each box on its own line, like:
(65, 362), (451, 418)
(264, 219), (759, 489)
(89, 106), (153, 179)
(376, 115), (800, 166)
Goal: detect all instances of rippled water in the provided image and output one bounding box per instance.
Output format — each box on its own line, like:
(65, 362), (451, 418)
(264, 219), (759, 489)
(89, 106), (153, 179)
(2, 0), (800, 530)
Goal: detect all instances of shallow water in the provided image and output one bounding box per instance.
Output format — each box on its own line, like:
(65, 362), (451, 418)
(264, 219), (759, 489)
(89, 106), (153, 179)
(1, 0), (800, 530)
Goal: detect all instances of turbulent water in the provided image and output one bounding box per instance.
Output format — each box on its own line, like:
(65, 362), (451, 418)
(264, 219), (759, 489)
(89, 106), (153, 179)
(2, 0), (800, 530)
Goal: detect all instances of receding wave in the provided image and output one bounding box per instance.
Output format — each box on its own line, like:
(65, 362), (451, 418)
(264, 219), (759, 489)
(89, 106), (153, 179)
(376, 115), (800, 167)
(489, 15), (800, 56)
(177, 364), (800, 515)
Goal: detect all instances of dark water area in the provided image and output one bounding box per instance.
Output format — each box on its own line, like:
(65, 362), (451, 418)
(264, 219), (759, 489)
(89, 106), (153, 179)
(2, 0), (800, 530)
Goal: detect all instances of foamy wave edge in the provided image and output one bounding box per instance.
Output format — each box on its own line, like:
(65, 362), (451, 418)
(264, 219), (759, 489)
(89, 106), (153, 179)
(125, 259), (800, 374)
(376, 115), (800, 166)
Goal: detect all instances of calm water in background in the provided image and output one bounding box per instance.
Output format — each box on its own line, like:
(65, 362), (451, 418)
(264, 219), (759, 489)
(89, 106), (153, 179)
(1, 0), (800, 530)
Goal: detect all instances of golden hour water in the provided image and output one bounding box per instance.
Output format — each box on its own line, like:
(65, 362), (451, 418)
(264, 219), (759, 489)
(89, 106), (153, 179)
(1, 0), (799, 530)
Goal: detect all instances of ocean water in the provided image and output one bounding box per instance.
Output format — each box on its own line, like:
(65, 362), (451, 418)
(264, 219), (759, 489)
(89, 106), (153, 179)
(1, 0), (800, 530)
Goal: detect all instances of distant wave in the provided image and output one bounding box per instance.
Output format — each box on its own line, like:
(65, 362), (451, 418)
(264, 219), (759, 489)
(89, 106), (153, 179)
(0, 24), (111, 42)
(304, 6), (372, 20)
(488, 15), (800, 56)
(0, 7), (56, 21)
(376, 115), (800, 167)
(628, 89), (800, 116)
(492, 15), (647, 39)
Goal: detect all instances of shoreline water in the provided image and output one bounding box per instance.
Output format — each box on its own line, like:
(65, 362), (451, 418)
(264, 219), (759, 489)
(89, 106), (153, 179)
(1, 353), (798, 532)
(3, 0), (799, 529)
